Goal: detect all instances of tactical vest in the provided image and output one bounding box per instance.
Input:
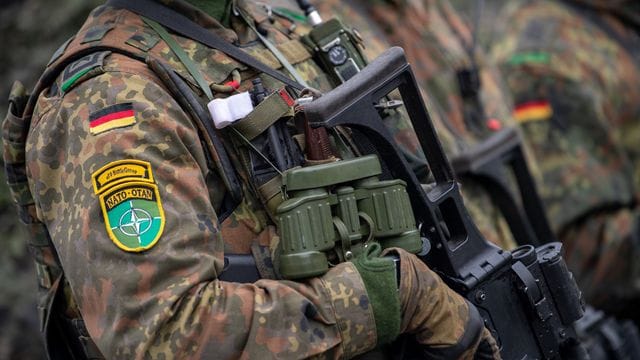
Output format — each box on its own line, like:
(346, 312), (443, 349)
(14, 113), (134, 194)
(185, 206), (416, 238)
(3, 3), (377, 358)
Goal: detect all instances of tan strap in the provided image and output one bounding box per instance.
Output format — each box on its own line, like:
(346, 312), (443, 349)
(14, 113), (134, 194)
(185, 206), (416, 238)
(232, 88), (295, 140)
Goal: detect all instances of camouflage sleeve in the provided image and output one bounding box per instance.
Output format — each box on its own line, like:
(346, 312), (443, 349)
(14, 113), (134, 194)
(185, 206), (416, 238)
(561, 208), (640, 315)
(498, 61), (640, 311)
(26, 61), (377, 359)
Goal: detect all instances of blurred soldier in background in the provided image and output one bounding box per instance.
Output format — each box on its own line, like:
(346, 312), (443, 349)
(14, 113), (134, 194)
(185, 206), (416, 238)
(317, 0), (524, 251)
(320, 0), (640, 357)
(474, 0), (640, 322)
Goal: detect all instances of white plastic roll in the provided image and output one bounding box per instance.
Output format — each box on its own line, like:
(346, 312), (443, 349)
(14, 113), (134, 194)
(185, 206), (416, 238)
(207, 91), (254, 129)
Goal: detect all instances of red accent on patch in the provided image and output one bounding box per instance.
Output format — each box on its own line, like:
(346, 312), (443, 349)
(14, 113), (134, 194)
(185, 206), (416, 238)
(278, 88), (295, 107)
(486, 118), (502, 131)
(225, 80), (240, 89)
(514, 100), (549, 111)
(90, 109), (135, 128)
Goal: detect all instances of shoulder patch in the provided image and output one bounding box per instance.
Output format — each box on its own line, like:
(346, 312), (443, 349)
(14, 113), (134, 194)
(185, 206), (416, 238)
(514, 100), (553, 124)
(125, 31), (160, 52)
(92, 160), (164, 252)
(89, 103), (137, 135)
(92, 159), (154, 194)
(47, 36), (74, 66)
(80, 24), (115, 44)
(60, 51), (111, 93)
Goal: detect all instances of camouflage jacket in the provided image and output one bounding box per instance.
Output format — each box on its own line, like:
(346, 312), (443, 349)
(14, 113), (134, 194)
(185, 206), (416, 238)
(25, 2), (374, 358)
(17, 0), (484, 358)
(317, 0), (531, 250)
(489, 0), (640, 313)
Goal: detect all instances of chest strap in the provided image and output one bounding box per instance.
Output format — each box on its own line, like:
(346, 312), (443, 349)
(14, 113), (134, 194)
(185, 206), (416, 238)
(106, 0), (305, 92)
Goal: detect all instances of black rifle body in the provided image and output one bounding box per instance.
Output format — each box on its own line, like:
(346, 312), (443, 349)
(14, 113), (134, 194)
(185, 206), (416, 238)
(303, 47), (585, 359)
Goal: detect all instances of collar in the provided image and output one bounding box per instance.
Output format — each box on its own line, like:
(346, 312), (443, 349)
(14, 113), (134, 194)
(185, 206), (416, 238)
(156, 0), (238, 42)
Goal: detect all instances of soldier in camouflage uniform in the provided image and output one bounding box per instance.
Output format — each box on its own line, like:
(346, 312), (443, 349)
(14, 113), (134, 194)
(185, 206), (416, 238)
(484, 0), (640, 322)
(3, 0), (499, 358)
(316, 0), (640, 357)
(317, 0), (536, 251)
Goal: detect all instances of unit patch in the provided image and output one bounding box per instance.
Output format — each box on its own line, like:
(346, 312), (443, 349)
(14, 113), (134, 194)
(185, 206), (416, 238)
(60, 51), (110, 93)
(92, 159), (154, 194)
(92, 160), (164, 252)
(89, 103), (137, 135)
(80, 24), (115, 44)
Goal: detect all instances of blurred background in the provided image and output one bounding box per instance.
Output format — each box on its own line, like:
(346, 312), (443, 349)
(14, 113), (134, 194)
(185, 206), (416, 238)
(0, 1), (101, 358)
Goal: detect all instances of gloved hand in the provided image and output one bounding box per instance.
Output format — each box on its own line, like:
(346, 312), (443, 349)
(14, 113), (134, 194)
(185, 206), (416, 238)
(385, 248), (501, 360)
(352, 244), (501, 359)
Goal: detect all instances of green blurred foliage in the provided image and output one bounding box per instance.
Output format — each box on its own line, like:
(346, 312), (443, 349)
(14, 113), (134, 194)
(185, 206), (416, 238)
(0, 0), (101, 358)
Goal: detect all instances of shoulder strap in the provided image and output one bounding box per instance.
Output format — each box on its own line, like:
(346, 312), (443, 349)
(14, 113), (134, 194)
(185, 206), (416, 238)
(105, 0), (305, 92)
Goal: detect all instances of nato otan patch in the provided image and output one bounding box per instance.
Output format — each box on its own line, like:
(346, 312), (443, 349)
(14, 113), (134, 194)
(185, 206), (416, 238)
(92, 160), (164, 252)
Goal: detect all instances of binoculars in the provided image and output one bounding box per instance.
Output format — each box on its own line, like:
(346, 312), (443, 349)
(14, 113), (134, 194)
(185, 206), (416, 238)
(276, 155), (422, 279)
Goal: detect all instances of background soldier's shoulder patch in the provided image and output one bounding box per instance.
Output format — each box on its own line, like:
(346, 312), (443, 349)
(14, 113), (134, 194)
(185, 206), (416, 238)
(89, 103), (137, 135)
(92, 160), (164, 252)
(513, 100), (553, 124)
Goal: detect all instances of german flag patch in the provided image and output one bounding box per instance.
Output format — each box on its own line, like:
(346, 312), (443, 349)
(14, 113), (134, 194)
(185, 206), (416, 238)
(89, 103), (136, 135)
(513, 100), (553, 124)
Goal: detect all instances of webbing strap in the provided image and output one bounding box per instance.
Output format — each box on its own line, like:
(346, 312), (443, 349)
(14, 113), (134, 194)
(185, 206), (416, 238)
(232, 89), (294, 140)
(106, 0), (305, 91)
(143, 18), (215, 100)
(234, 5), (310, 88)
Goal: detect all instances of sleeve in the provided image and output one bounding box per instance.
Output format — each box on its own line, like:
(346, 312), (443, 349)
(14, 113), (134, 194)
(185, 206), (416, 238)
(561, 208), (640, 314)
(498, 58), (640, 312)
(501, 65), (635, 232)
(26, 68), (377, 359)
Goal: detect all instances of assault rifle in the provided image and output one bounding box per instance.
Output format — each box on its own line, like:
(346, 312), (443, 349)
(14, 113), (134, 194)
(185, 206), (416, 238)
(302, 46), (586, 359)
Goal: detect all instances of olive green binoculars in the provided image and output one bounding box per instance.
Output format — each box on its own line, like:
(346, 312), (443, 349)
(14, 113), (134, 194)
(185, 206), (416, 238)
(276, 155), (422, 279)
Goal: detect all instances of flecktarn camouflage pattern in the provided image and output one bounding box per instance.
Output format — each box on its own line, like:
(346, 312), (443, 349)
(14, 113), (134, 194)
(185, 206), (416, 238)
(317, 0), (540, 251)
(489, 0), (640, 318)
(10, 0), (494, 358)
